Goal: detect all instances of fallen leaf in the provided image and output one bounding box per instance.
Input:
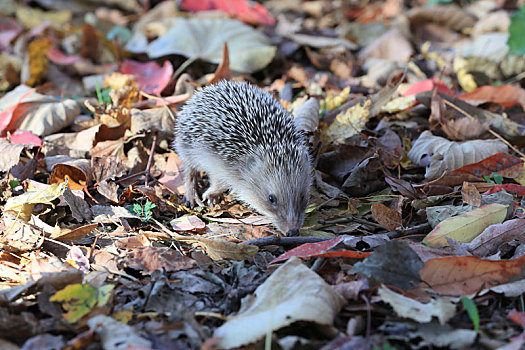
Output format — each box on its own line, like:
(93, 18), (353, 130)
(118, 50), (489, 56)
(371, 203), (402, 230)
(466, 218), (525, 257)
(120, 59), (173, 95)
(214, 257), (346, 348)
(352, 241), (424, 290)
(459, 85), (525, 109)
(50, 283), (115, 323)
(423, 203), (507, 246)
(170, 215), (205, 231)
(270, 236), (371, 264)
(4, 181), (67, 221)
(0, 138), (25, 172)
(420, 255), (525, 295)
(126, 246), (197, 273)
(403, 78), (454, 97)
(378, 285), (456, 324)
(408, 131), (508, 180)
(461, 182), (481, 207)
(126, 18), (276, 74)
(180, 0), (275, 25)
(87, 315), (152, 349)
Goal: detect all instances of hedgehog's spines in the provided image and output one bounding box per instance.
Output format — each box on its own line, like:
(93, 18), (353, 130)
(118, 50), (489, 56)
(175, 80), (312, 235)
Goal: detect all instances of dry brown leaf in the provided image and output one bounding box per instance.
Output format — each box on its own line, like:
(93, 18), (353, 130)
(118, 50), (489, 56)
(0, 139), (25, 172)
(0, 214), (44, 252)
(408, 5), (476, 32)
(50, 223), (98, 242)
(461, 182), (481, 207)
(49, 159), (91, 190)
(126, 246), (197, 273)
(208, 42), (232, 85)
(371, 203), (402, 231)
(420, 255), (525, 296)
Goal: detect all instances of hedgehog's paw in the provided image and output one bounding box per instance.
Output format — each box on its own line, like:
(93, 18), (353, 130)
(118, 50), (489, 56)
(202, 180), (227, 207)
(182, 169), (203, 208)
(202, 191), (223, 207)
(182, 189), (204, 208)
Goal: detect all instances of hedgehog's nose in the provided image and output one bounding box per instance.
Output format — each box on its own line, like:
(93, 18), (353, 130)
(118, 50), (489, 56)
(287, 229), (300, 236)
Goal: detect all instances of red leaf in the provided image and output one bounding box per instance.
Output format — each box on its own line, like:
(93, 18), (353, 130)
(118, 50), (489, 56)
(270, 236), (371, 264)
(46, 48), (81, 65)
(484, 184), (525, 196)
(120, 59), (173, 95)
(449, 153), (523, 179)
(6, 131), (42, 147)
(0, 88), (35, 135)
(459, 85), (525, 109)
(403, 78), (454, 97)
(180, 0), (275, 26)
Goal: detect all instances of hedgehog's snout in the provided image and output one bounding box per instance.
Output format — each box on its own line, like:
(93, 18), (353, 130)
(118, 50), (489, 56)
(273, 211), (304, 237)
(287, 228), (300, 236)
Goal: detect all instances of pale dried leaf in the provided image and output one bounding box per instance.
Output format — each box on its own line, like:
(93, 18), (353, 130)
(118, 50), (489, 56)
(408, 131), (508, 180)
(0, 139), (25, 172)
(378, 286), (456, 324)
(214, 257), (346, 348)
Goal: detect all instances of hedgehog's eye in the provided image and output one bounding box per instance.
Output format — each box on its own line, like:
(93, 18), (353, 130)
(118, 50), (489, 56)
(268, 194), (277, 205)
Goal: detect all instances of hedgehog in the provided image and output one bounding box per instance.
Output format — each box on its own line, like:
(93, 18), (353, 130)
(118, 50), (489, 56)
(174, 81), (312, 236)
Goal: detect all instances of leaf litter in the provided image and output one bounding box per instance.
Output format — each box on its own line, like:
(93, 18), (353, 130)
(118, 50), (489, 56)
(1, 0), (525, 349)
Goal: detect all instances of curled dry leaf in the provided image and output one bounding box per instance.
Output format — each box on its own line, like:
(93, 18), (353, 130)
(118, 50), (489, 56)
(293, 97), (320, 133)
(214, 257), (345, 348)
(378, 286), (456, 325)
(49, 159), (91, 191)
(466, 218), (525, 257)
(408, 5), (477, 32)
(126, 18), (276, 74)
(0, 138), (25, 172)
(408, 131), (508, 180)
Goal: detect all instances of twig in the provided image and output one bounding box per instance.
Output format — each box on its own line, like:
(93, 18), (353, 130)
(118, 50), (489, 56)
(145, 131), (158, 187)
(241, 235), (328, 247)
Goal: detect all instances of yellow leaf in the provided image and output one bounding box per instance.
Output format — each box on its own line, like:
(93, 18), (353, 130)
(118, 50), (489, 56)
(50, 283), (115, 323)
(423, 204), (507, 247)
(16, 7), (72, 30)
(324, 86), (351, 111)
(381, 95), (417, 113)
(453, 57), (478, 93)
(4, 181), (67, 221)
(26, 38), (54, 86)
(325, 99), (371, 144)
(113, 307), (133, 324)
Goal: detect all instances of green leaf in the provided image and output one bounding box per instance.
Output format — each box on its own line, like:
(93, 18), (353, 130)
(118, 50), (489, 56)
(144, 201), (156, 211)
(508, 5), (525, 55)
(423, 203), (508, 246)
(461, 296), (480, 332)
(492, 172), (504, 185)
(9, 179), (19, 189)
(50, 283), (115, 323)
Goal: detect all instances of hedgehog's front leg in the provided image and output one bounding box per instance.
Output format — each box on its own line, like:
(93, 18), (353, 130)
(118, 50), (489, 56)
(202, 177), (228, 206)
(183, 167), (204, 208)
